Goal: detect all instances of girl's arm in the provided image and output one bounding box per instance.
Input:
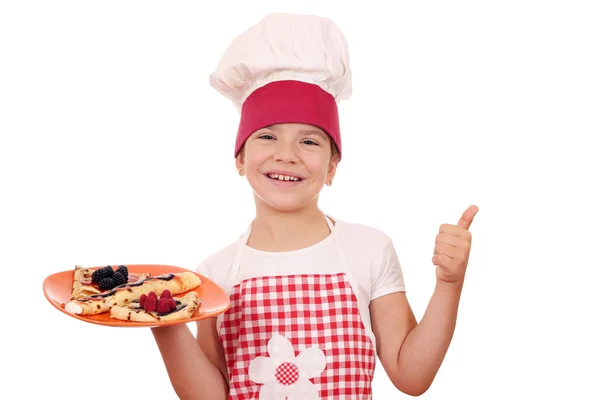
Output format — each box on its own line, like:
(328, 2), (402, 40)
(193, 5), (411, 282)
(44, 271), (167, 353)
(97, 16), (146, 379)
(372, 207), (477, 395)
(151, 317), (228, 400)
(370, 282), (462, 396)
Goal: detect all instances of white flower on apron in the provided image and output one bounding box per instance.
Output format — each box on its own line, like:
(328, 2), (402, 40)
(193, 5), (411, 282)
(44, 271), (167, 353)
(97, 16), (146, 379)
(249, 333), (326, 399)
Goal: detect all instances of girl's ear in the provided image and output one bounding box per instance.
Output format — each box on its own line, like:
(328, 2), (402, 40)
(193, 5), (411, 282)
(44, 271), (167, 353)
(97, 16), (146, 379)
(235, 149), (245, 176)
(326, 155), (339, 186)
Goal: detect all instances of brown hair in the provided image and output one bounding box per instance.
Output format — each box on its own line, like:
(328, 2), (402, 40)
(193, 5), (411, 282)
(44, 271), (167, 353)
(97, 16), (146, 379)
(330, 139), (340, 161)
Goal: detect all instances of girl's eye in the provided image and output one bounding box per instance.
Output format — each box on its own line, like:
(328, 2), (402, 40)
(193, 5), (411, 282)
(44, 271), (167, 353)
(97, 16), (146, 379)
(302, 140), (318, 146)
(258, 134), (275, 140)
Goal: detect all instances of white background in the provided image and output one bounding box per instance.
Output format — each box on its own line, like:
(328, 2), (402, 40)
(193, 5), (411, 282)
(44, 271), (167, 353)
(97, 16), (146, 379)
(1, 1), (599, 399)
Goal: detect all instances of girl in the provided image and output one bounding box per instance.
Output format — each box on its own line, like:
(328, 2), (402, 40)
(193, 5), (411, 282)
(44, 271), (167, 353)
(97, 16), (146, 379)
(152, 12), (478, 399)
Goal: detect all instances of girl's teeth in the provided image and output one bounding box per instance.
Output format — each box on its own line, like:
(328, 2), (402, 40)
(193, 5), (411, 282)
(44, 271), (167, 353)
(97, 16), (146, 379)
(269, 174), (299, 181)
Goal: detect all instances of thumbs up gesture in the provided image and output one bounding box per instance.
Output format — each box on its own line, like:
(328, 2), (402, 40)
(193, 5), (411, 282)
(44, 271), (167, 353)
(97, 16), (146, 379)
(433, 205), (478, 285)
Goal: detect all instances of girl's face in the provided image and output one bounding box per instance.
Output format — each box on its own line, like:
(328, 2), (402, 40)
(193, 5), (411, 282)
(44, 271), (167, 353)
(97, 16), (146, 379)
(236, 123), (339, 213)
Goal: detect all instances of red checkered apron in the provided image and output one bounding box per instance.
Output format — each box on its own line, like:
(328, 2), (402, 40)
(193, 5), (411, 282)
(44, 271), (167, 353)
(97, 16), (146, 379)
(217, 216), (376, 399)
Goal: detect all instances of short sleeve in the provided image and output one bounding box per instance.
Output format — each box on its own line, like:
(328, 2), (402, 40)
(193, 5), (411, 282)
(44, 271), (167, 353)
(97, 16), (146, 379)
(194, 251), (235, 297)
(371, 238), (406, 301)
(192, 233), (244, 298)
(195, 261), (213, 281)
(196, 260), (228, 292)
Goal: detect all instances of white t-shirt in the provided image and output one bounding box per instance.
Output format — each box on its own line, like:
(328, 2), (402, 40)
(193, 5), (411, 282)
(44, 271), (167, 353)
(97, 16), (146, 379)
(196, 216), (406, 345)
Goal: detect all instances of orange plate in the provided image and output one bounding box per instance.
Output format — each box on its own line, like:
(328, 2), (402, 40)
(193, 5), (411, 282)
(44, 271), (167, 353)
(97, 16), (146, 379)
(43, 264), (230, 327)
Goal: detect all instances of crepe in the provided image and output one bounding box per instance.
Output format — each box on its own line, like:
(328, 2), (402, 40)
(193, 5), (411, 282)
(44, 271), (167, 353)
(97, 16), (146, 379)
(109, 291), (201, 322)
(69, 265), (101, 300)
(64, 272), (201, 315)
(69, 265), (150, 300)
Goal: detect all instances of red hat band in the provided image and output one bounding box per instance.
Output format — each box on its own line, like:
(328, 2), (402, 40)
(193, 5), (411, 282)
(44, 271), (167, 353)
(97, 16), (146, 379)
(235, 80), (341, 159)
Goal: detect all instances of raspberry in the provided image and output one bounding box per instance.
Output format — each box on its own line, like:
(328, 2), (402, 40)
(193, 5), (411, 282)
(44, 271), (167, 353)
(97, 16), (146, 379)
(168, 298), (176, 311)
(160, 290), (172, 299)
(148, 291), (158, 301)
(157, 298), (171, 314)
(143, 293), (157, 312)
(98, 277), (115, 291)
(139, 294), (147, 308)
(113, 272), (126, 286)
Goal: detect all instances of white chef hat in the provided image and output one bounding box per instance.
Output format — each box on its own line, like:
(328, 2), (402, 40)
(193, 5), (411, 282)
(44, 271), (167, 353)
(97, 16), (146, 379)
(209, 13), (352, 160)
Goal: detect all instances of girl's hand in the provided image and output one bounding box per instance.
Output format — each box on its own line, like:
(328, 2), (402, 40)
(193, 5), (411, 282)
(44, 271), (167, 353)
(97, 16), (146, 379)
(432, 205), (478, 285)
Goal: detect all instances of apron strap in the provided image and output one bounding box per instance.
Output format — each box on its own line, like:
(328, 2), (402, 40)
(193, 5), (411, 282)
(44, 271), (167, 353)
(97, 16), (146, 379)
(230, 222), (252, 284)
(324, 214), (365, 315)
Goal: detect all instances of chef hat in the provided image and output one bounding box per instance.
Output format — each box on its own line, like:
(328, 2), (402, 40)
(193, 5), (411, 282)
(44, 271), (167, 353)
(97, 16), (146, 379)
(209, 13), (352, 160)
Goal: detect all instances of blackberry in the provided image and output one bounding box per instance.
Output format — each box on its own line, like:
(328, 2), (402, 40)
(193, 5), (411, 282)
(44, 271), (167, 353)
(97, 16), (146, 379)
(116, 265), (128, 280)
(92, 266), (114, 283)
(98, 277), (115, 291)
(113, 271), (127, 286)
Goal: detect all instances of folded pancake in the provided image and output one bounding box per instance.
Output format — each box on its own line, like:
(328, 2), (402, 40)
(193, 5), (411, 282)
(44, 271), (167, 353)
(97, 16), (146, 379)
(69, 265), (151, 300)
(64, 272), (201, 315)
(109, 291), (201, 322)
(70, 265), (101, 300)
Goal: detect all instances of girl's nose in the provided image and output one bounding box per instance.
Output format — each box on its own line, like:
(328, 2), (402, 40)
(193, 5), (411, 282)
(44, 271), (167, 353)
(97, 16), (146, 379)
(273, 141), (299, 163)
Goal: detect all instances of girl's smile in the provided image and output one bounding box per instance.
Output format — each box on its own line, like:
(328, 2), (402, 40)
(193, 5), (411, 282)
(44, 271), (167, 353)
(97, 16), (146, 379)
(264, 173), (304, 187)
(263, 170), (305, 188)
